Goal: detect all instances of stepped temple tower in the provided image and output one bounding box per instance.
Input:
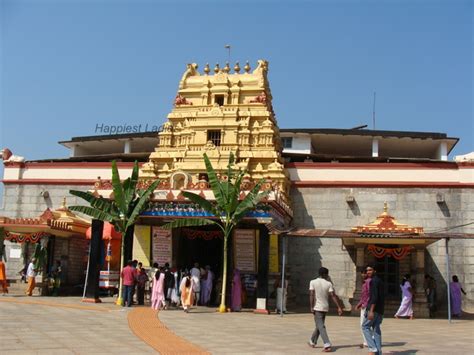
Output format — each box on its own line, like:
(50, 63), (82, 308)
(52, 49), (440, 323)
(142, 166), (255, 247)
(140, 59), (292, 220)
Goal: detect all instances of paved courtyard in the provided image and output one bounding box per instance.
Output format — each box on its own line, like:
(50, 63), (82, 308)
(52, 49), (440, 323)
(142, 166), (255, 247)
(1, 296), (473, 354)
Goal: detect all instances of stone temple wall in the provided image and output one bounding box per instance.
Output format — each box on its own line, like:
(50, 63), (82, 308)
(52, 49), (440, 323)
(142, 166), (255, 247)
(288, 187), (474, 312)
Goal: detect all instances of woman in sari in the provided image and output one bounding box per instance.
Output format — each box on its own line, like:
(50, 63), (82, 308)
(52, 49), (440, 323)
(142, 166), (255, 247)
(180, 271), (194, 313)
(231, 269), (242, 312)
(395, 274), (414, 319)
(151, 269), (165, 310)
(450, 275), (467, 317)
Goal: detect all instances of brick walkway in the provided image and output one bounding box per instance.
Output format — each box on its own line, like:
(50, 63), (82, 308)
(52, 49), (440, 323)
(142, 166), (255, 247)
(128, 307), (209, 354)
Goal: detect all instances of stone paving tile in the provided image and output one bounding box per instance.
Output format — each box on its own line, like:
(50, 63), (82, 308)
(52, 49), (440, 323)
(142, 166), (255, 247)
(159, 306), (474, 354)
(0, 297), (156, 354)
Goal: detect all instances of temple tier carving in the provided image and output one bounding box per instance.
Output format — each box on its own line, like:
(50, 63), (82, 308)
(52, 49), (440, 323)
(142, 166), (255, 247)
(140, 59), (291, 211)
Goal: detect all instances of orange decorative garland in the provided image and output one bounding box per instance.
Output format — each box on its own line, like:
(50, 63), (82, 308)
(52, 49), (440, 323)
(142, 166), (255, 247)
(4, 231), (49, 243)
(367, 245), (413, 260)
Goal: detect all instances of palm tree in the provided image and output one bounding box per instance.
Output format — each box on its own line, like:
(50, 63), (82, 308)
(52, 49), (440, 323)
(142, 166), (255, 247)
(162, 152), (269, 313)
(69, 160), (159, 305)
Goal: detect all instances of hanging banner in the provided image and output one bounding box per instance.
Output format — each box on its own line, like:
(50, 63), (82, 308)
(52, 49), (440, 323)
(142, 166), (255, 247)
(269, 234), (279, 273)
(234, 229), (256, 272)
(152, 227), (172, 266)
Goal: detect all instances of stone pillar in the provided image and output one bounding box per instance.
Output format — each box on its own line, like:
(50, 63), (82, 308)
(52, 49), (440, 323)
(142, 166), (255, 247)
(413, 247), (429, 317)
(255, 225), (270, 314)
(351, 245), (365, 314)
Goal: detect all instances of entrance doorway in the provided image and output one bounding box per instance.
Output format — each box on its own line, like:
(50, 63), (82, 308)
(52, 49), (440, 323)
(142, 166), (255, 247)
(375, 252), (400, 299)
(176, 228), (224, 279)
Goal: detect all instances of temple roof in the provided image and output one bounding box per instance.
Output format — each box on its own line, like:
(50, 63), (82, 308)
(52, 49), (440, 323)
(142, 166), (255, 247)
(351, 203), (424, 235)
(0, 198), (90, 238)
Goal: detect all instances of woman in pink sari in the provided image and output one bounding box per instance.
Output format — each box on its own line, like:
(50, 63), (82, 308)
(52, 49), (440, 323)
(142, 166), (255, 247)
(231, 269), (242, 312)
(395, 274), (414, 319)
(450, 275), (467, 317)
(151, 269), (165, 310)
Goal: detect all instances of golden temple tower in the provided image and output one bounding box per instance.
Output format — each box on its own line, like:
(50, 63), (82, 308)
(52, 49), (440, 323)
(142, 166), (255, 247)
(140, 59), (291, 208)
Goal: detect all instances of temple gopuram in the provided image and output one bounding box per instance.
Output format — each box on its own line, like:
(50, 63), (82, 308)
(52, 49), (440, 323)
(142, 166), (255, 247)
(140, 59), (291, 218)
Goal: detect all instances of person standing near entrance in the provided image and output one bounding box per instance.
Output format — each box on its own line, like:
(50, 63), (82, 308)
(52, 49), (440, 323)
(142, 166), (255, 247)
(395, 274), (413, 319)
(121, 260), (136, 307)
(308, 267), (344, 352)
(231, 269), (242, 312)
(190, 262), (201, 306)
(151, 268), (165, 310)
(424, 274), (437, 318)
(25, 258), (37, 296)
(200, 265), (213, 306)
(0, 259), (8, 295)
(362, 264), (385, 355)
(355, 270), (370, 348)
(180, 271), (194, 313)
(51, 260), (62, 296)
(450, 275), (467, 317)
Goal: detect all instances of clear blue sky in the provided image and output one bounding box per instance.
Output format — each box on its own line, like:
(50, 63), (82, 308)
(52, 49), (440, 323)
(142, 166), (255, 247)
(1, 0), (472, 162)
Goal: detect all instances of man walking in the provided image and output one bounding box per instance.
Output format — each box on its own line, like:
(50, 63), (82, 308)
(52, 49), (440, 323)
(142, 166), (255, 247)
(121, 260), (136, 307)
(308, 267), (344, 352)
(362, 264), (385, 355)
(25, 258), (37, 296)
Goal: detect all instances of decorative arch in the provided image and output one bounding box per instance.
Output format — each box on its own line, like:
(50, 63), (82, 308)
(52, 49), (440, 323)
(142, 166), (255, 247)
(170, 171), (190, 190)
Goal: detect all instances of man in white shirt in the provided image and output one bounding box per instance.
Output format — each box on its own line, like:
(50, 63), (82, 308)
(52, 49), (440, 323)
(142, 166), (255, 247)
(25, 258), (37, 296)
(190, 262), (201, 306)
(308, 267), (343, 352)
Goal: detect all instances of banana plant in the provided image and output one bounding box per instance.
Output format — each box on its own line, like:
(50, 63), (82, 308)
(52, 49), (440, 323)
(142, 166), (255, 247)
(69, 160), (159, 304)
(162, 152), (269, 313)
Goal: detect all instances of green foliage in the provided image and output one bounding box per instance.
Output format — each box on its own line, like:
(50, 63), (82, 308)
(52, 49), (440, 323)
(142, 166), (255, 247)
(160, 218), (219, 230)
(69, 161), (159, 234)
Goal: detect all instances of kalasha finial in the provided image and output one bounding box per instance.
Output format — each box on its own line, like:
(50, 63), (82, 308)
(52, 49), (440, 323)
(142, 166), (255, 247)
(234, 61), (241, 73)
(204, 63), (210, 75)
(214, 63), (220, 73)
(223, 62), (230, 73)
(244, 60), (251, 73)
(383, 202), (388, 213)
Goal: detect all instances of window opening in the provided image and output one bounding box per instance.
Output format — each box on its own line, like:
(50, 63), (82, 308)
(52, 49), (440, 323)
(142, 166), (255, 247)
(215, 95), (225, 106)
(281, 137), (293, 149)
(207, 130), (222, 146)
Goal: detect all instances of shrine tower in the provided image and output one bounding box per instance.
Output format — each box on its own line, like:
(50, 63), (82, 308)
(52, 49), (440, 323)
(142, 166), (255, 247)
(140, 60), (291, 210)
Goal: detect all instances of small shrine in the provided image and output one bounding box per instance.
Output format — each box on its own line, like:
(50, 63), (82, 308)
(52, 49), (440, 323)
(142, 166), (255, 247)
(346, 203), (432, 317)
(0, 199), (90, 294)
